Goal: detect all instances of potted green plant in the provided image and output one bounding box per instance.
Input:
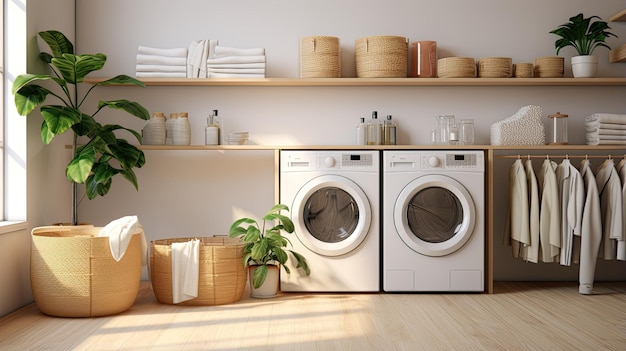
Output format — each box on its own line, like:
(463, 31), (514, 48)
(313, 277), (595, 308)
(228, 204), (310, 298)
(12, 30), (150, 224)
(550, 13), (618, 77)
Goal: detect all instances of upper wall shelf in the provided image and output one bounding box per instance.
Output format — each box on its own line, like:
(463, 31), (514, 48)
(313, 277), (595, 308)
(609, 8), (626, 22)
(84, 77), (626, 87)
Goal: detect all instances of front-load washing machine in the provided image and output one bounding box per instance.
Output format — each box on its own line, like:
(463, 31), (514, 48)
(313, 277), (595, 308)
(383, 150), (484, 292)
(280, 150), (380, 292)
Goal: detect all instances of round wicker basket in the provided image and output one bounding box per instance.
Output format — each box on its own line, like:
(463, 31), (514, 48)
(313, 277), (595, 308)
(150, 237), (247, 305)
(437, 57), (476, 78)
(513, 63), (534, 78)
(534, 56), (564, 78)
(300, 36), (341, 78)
(30, 225), (142, 317)
(477, 57), (512, 78)
(355, 36), (408, 78)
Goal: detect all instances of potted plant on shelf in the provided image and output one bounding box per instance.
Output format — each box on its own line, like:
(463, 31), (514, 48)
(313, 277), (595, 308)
(12, 30), (150, 224)
(550, 13), (618, 78)
(228, 204), (311, 298)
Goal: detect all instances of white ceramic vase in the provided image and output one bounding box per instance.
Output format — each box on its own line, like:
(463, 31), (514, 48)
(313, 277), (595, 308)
(249, 265), (279, 298)
(571, 55), (598, 78)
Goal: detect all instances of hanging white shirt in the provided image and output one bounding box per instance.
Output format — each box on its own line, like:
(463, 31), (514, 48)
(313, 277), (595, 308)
(577, 159), (602, 295)
(523, 159), (541, 263)
(556, 159), (585, 266)
(596, 159), (623, 260)
(538, 159), (561, 263)
(505, 159), (529, 258)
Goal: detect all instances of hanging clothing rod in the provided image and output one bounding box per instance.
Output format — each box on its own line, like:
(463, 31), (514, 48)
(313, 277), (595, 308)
(495, 154), (626, 159)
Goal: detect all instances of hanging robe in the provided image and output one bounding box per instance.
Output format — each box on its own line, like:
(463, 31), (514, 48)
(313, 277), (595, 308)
(616, 159), (626, 261)
(505, 159), (529, 258)
(556, 159), (584, 266)
(538, 159), (561, 263)
(523, 159), (541, 263)
(595, 159), (623, 260)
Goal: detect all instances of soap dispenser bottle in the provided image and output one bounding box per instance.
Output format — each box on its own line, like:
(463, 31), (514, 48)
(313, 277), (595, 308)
(383, 115), (397, 145)
(205, 109), (220, 145)
(356, 117), (366, 145)
(367, 111), (381, 145)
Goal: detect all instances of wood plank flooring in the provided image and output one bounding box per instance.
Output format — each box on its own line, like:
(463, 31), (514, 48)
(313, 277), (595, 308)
(0, 282), (624, 350)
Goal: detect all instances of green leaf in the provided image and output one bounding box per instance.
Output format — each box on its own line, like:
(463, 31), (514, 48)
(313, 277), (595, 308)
(13, 84), (52, 116)
(52, 53), (106, 84)
(12, 74), (52, 95)
(98, 99), (150, 120)
(274, 247), (288, 265)
(71, 113), (99, 137)
(250, 238), (269, 261)
(97, 75), (146, 87)
(40, 105), (82, 143)
(244, 228), (262, 246)
(66, 146), (96, 183)
(38, 30), (74, 57)
(251, 265), (268, 289)
(85, 173), (112, 199)
(108, 140), (145, 169)
(289, 250), (311, 276)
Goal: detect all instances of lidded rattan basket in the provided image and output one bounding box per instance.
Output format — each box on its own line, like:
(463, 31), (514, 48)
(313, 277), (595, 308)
(355, 36), (408, 78)
(150, 237), (247, 306)
(300, 36), (341, 78)
(437, 57), (476, 78)
(30, 225), (143, 317)
(534, 56), (564, 78)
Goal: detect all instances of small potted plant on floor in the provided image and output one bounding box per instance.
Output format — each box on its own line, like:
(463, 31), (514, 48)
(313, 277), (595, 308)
(229, 204), (310, 298)
(12, 30), (150, 224)
(549, 13), (618, 77)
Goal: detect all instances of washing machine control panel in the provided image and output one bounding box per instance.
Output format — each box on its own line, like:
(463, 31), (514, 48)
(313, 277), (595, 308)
(420, 152), (483, 171)
(316, 153), (374, 169)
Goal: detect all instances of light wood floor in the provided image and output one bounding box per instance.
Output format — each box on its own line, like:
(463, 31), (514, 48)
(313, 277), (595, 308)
(1, 281), (624, 350)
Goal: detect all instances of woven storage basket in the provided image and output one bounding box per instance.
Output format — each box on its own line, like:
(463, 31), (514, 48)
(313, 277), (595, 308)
(437, 57), (476, 78)
(150, 237), (247, 305)
(534, 56), (564, 78)
(30, 225), (142, 317)
(355, 36), (408, 78)
(513, 63), (534, 78)
(477, 57), (512, 78)
(300, 36), (341, 78)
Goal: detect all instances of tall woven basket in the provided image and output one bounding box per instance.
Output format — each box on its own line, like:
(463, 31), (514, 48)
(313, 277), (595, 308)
(355, 36), (408, 78)
(300, 36), (341, 78)
(150, 237), (247, 305)
(30, 225), (142, 317)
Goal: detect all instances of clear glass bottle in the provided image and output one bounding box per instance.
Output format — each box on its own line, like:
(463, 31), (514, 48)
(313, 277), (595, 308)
(436, 115), (455, 144)
(356, 117), (366, 145)
(173, 112), (191, 145)
(448, 123), (459, 145)
(383, 115), (397, 145)
(459, 119), (475, 145)
(366, 111), (381, 145)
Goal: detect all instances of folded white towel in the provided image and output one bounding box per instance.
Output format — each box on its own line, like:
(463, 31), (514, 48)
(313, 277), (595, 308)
(586, 129), (626, 138)
(97, 215), (148, 265)
(187, 40), (206, 78)
(585, 122), (626, 131)
(136, 54), (187, 66)
(171, 239), (200, 304)
(208, 68), (265, 74)
(206, 62), (266, 69)
(208, 72), (266, 78)
(136, 64), (187, 72)
(585, 113), (626, 125)
(587, 134), (626, 141)
(588, 139), (626, 145)
(208, 55), (266, 65)
(136, 72), (187, 78)
(138, 46), (188, 58)
(214, 46), (265, 58)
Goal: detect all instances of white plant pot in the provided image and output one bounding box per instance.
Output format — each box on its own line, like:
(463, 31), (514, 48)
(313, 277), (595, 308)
(571, 55), (598, 78)
(249, 265), (279, 298)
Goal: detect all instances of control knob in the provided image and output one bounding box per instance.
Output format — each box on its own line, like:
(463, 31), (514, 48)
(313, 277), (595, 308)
(324, 156), (336, 168)
(427, 156), (441, 168)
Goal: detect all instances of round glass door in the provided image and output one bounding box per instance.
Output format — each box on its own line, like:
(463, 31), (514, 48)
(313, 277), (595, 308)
(394, 174), (475, 256)
(291, 175), (371, 256)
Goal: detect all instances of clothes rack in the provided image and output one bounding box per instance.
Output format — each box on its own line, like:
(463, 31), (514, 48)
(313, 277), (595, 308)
(494, 154), (626, 159)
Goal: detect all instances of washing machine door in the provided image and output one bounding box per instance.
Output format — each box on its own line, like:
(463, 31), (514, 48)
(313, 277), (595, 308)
(291, 175), (371, 257)
(394, 174), (475, 257)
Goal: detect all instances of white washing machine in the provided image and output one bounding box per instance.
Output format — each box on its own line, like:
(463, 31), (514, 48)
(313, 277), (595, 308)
(280, 150), (380, 292)
(383, 150), (484, 292)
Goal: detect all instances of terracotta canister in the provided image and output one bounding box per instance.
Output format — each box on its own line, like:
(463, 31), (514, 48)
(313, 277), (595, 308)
(410, 41), (437, 78)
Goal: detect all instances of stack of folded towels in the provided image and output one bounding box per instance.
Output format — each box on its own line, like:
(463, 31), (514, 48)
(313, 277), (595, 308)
(136, 46), (188, 78)
(207, 46), (266, 78)
(585, 113), (626, 145)
(187, 39), (219, 78)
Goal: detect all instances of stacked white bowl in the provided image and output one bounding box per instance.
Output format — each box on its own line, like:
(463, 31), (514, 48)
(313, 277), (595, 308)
(227, 131), (249, 145)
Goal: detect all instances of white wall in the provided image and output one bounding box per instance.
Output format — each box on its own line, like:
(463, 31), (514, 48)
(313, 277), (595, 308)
(71, 0), (626, 281)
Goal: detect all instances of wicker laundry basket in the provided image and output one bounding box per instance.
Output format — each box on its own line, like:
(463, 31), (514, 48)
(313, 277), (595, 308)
(300, 36), (341, 78)
(150, 237), (247, 305)
(30, 225), (143, 317)
(355, 36), (408, 78)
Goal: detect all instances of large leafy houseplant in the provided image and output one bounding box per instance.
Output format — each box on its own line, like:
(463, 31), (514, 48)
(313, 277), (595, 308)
(229, 204), (310, 290)
(550, 13), (617, 56)
(12, 30), (149, 224)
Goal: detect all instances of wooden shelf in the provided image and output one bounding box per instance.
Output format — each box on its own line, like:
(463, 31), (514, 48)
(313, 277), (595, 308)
(84, 77), (626, 87)
(610, 8), (626, 22)
(135, 144), (625, 151)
